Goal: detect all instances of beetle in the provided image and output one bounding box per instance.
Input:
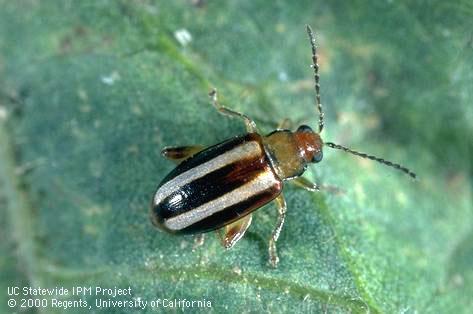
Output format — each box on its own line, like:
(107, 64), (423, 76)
(150, 25), (416, 267)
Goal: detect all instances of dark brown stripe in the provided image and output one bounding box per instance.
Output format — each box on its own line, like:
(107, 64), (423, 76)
(158, 133), (262, 186)
(158, 153), (267, 220)
(180, 187), (281, 234)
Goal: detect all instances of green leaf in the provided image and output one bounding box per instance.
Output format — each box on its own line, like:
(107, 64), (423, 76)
(1, 1), (472, 313)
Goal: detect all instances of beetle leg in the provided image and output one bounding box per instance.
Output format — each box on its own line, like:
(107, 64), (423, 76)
(268, 194), (287, 268)
(291, 177), (344, 195)
(161, 145), (205, 164)
(193, 234), (205, 249)
(291, 177), (320, 192)
(209, 88), (257, 133)
(216, 214), (253, 249)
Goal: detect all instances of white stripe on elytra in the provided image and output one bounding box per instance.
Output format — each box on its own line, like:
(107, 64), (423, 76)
(153, 141), (262, 206)
(164, 170), (279, 231)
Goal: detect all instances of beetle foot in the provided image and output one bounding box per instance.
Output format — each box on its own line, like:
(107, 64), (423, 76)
(192, 234), (205, 250)
(268, 251), (279, 268)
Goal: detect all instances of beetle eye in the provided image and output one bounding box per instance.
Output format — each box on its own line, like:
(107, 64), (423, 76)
(312, 151), (323, 163)
(297, 125), (313, 133)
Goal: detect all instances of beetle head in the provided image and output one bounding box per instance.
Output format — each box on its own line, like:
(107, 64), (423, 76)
(295, 125), (323, 164)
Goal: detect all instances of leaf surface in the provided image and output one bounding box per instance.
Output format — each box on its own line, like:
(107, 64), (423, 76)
(1, 1), (472, 313)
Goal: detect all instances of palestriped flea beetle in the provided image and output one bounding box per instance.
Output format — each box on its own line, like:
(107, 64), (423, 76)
(150, 25), (416, 267)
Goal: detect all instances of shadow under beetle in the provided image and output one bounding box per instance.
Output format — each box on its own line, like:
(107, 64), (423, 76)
(150, 25), (416, 268)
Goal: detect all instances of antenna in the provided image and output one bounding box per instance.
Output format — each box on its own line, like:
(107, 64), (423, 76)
(325, 142), (417, 179)
(306, 25), (324, 134)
